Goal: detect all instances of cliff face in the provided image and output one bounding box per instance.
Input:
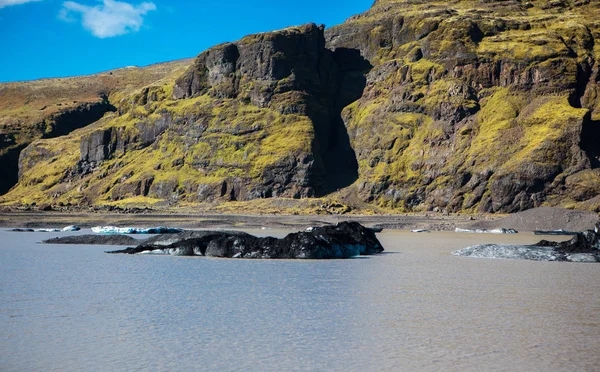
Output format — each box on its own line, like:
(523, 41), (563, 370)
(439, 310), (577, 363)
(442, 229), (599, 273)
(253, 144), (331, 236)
(2, 0), (600, 213)
(326, 0), (600, 212)
(0, 60), (191, 195)
(5, 24), (369, 207)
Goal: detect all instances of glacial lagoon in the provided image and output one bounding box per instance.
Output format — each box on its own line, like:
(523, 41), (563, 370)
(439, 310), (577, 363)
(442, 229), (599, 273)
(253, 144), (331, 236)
(1, 229), (599, 371)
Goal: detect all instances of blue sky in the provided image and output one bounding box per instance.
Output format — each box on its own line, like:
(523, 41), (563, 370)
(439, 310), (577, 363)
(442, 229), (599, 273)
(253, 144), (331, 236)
(0, 0), (372, 82)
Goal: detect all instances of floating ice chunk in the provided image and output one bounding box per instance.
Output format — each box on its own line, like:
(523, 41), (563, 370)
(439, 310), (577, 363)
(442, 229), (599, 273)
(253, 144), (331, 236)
(92, 226), (183, 234)
(62, 225), (81, 232)
(140, 249), (169, 255)
(567, 254), (598, 263)
(453, 244), (557, 261)
(454, 244), (600, 262)
(33, 228), (61, 232)
(92, 226), (133, 234)
(455, 227), (518, 234)
(411, 229), (430, 233)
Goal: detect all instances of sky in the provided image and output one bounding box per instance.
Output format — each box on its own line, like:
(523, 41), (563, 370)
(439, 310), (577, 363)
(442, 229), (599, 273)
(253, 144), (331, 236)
(0, 0), (372, 82)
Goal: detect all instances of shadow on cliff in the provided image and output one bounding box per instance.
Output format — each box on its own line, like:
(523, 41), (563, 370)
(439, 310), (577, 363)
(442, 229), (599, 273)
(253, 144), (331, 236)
(581, 115), (600, 168)
(0, 144), (27, 196)
(313, 48), (372, 195)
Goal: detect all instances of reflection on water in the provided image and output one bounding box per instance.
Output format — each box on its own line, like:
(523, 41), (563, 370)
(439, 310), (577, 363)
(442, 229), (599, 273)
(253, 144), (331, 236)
(1, 229), (599, 371)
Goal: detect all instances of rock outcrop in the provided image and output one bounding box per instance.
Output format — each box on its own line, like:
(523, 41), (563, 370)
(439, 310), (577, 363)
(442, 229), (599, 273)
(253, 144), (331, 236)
(107, 221), (385, 259)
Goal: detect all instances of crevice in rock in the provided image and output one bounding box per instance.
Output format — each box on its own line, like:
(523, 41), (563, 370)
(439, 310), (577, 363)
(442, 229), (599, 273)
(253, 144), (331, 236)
(311, 48), (372, 195)
(570, 60), (594, 108)
(0, 144), (27, 195)
(580, 114), (600, 168)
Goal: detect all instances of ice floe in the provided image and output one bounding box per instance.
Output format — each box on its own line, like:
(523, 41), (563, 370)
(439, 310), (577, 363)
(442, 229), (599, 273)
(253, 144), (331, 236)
(91, 226), (183, 234)
(455, 228), (518, 234)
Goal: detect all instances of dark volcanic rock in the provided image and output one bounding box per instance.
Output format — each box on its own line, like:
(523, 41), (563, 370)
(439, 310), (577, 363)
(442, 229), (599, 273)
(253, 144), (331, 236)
(43, 234), (139, 245)
(107, 221), (384, 259)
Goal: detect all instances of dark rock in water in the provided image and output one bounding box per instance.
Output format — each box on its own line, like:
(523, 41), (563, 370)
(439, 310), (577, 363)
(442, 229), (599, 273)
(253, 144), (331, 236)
(117, 230), (253, 256)
(107, 221), (384, 259)
(454, 228), (600, 262)
(10, 228), (35, 232)
(43, 235), (139, 246)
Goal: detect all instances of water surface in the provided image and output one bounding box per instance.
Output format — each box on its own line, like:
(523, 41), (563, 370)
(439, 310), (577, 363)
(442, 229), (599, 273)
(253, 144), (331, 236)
(1, 229), (599, 371)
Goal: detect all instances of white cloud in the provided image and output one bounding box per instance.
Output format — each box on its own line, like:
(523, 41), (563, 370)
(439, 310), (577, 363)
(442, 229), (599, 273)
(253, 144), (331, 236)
(0, 0), (42, 9)
(60, 0), (156, 38)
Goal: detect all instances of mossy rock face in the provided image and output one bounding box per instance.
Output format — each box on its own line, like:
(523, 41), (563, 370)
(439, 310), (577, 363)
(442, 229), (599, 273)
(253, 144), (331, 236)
(326, 0), (600, 212)
(3, 23), (368, 207)
(0, 60), (192, 195)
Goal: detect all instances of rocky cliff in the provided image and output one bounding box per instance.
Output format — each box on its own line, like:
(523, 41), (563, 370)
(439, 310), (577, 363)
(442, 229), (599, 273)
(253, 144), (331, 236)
(326, 0), (600, 212)
(1, 0), (599, 213)
(2, 24), (369, 208)
(0, 60), (191, 195)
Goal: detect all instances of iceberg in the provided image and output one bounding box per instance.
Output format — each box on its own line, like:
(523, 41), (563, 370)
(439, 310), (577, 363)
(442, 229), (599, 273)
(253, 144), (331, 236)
(455, 228), (518, 234)
(453, 244), (599, 262)
(91, 226), (184, 234)
(62, 225), (81, 232)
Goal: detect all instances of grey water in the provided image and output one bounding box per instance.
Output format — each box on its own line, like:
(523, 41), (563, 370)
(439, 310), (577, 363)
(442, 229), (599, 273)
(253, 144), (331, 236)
(1, 229), (599, 371)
